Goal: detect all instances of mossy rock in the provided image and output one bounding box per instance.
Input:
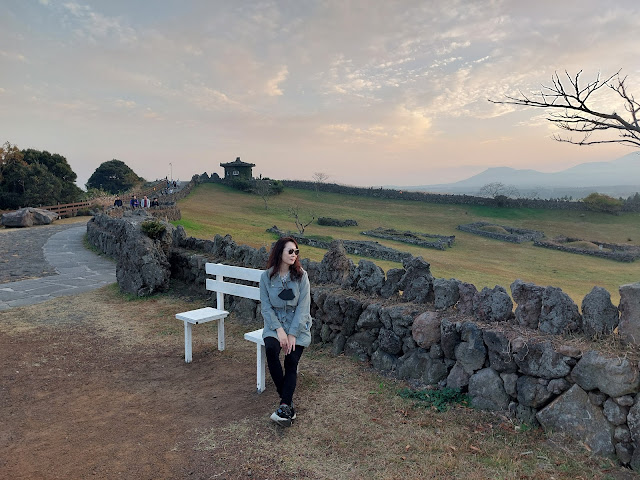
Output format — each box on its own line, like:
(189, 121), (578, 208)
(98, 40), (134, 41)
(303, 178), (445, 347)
(479, 225), (510, 235)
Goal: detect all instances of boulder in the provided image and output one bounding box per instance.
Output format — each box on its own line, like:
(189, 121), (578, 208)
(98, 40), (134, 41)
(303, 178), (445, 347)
(357, 303), (383, 329)
(457, 282), (478, 316)
(412, 311), (441, 349)
(446, 363), (470, 390)
(536, 384), (615, 457)
(454, 322), (486, 375)
(1, 207), (59, 227)
(377, 328), (403, 355)
(338, 296), (363, 337)
(474, 285), (513, 323)
(603, 398), (629, 426)
(570, 350), (640, 397)
(397, 256), (434, 303)
(516, 375), (554, 408)
(371, 348), (397, 373)
(483, 328), (517, 373)
(316, 240), (354, 286)
(513, 340), (573, 379)
(353, 259), (385, 295)
(397, 349), (448, 385)
(510, 279), (544, 329)
(380, 267), (404, 298)
(343, 331), (376, 361)
(433, 278), (460, 310)
(440, 318), (461, 359)
(619, 283), (640, 345)
(538, 286), (581, 334)
(116, 220), (173, 296)
(581, 286), (619, 336)
(468, 368), (510, 411)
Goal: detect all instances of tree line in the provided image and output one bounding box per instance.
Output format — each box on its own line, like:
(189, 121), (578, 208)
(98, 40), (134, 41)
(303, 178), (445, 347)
(0, 141), (144, 210)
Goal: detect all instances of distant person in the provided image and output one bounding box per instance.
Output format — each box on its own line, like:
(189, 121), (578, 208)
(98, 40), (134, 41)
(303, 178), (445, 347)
(141, 195), (150, 208)
(173, 180), (177, 188)
(113, 196), (123, 207)
(260, 237), (311, 427)
(130, 195), (139, 209)
(151, 197), (159, 207)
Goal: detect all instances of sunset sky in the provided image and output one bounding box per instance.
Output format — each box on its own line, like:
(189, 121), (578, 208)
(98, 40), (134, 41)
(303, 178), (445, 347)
(2, 0), (640, 189)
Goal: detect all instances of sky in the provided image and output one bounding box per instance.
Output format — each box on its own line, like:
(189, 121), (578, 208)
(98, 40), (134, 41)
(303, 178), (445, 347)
(2, 0), (640, 189)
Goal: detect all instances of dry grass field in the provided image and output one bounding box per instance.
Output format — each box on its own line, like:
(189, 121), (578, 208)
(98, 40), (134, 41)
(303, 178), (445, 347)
(1, 285), (636, 479)
(175, 183), (640, 304)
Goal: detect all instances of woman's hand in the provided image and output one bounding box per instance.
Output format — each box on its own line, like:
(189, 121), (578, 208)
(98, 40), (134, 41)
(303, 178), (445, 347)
(287, 334), (297, 354)
(276, 328), (289, 350)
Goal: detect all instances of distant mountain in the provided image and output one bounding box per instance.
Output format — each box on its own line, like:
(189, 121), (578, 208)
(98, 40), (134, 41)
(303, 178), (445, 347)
(401, 152), (640, 199)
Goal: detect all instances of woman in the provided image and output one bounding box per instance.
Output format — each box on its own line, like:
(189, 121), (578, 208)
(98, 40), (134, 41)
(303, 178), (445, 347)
(260, 237), (312, 427)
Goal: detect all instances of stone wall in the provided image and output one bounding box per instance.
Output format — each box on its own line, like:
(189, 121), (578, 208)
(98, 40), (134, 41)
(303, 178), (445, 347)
(534, 238), (640, 263)
(280, 180), (592, 211)
(86, 214), (640, 469)
(458, 222), (545, 243)
(266, 225), (413, 263)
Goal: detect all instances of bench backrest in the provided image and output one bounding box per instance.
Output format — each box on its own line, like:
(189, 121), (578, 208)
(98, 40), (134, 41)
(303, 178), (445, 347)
(205, 263), (262, 309)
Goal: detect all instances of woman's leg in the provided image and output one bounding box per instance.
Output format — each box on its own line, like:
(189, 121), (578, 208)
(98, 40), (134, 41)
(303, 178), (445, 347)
(264, 337), (284, 397)
(280, 346), (304, 406)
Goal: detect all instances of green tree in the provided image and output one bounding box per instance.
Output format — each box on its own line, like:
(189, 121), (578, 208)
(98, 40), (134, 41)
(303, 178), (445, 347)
(21, 148), (83, 204)
(0, 142), (83, 209)
(86, 159), (144, 194)
(582, 192), (623, 214)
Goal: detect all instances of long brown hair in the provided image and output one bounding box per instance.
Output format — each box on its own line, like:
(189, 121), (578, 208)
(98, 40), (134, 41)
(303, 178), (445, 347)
(267, 237), (303, 280)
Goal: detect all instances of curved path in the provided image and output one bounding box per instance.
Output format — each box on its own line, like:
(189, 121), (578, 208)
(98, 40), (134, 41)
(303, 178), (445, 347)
(0, 225), (116, 311)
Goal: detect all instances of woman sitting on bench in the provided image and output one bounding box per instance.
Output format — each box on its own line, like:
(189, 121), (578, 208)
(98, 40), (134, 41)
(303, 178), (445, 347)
(259, 237), (312, 427)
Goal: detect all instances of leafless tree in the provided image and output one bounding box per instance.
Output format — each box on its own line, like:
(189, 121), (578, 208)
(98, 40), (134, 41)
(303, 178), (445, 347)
(252, 178), (273, 210)
(489, 70), (640, 147)
(287, 205), (315, 235)
(478, 182), (519, 199)
(312, 172), (329, 196)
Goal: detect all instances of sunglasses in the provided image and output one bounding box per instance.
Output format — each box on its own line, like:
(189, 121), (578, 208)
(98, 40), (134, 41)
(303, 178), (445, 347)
(287, 248), (300, 255)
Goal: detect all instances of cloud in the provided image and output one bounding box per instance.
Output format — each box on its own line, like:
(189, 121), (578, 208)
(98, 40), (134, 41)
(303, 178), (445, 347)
(62, 2), (137, 43)
(265, 66), (288, 96)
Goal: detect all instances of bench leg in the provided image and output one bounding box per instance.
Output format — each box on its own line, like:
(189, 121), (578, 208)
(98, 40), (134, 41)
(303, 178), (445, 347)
(184, 321), (192, 363)
(218, 317), (225, 351)
(256, 343), (266, 393)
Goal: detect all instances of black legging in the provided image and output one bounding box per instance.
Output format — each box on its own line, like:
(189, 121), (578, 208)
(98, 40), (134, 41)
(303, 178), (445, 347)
(264, 336), (304, 406)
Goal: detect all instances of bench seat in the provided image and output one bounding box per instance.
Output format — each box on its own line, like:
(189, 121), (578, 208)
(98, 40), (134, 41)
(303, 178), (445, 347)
(176, 307), (228, 363)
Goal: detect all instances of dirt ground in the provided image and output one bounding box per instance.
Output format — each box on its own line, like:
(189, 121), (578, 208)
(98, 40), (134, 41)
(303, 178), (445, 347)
(2, 285), (639, 480)
(0, 287), (289, 480)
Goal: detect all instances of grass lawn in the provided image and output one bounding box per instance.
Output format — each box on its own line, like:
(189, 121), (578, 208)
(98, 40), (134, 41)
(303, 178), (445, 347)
(174, 183), (640, 304)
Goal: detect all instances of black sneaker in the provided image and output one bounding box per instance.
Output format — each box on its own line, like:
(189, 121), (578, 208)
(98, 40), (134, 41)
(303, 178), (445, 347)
(270, 404), (293, 427)
(290, 403), (296, 421)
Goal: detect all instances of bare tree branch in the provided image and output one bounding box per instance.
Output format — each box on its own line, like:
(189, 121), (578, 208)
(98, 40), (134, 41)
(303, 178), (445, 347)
(287, 205), (315, 235)
(489, 70), (640, 148)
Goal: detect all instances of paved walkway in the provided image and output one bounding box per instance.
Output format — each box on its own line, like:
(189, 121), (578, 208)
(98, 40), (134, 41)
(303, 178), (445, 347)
(0, 225), (116, 311)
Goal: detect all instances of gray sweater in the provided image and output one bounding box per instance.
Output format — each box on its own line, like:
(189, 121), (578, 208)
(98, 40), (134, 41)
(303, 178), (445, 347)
(259, 268), (312, 347)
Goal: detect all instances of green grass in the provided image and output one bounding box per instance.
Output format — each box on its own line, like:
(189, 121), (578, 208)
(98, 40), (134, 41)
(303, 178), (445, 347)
(174, 183), (640, 304)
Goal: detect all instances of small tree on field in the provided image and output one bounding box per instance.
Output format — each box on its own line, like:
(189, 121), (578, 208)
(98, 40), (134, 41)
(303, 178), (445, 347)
(312, 172), (329, 197)
(288, 205), (315, 235)
(253, 178), (273, 210)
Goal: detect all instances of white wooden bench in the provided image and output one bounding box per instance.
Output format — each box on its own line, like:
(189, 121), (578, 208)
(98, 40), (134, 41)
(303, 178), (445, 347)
(244, 328), (267, 393)
(176, 263), (261, 363)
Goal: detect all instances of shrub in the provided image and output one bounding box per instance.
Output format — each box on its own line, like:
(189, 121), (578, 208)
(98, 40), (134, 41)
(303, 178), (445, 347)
(141, 219), (166, 240)
(582, 192), (623, 214)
